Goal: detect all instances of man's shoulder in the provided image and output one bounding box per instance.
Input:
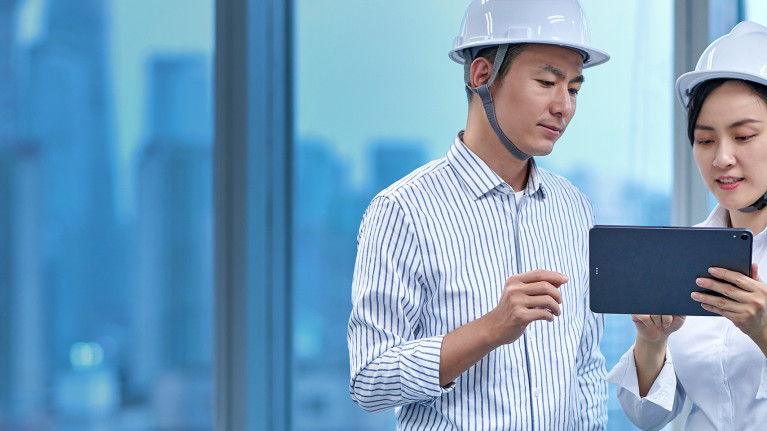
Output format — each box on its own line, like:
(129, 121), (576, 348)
(376, 157), (450, 201)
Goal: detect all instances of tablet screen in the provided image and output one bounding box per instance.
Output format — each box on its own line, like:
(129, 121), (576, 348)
(589, 225), (753, 316)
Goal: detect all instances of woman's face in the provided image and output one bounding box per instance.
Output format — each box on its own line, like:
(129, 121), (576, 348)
(693, 81), (767, 212)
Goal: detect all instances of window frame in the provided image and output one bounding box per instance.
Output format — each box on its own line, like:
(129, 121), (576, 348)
(214, 0), (292, 430)
(215, 0), (734, 429)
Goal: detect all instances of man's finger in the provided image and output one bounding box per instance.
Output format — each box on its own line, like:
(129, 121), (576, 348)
(511, 269), (569, 286)
(523, 296), (562, 317)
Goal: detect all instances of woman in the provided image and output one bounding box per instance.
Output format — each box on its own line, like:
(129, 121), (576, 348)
(606, 21), (767, 430)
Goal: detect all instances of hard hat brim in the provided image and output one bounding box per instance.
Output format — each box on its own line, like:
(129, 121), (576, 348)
(675, 70), (767, 110)
(449, 40), (610, 68)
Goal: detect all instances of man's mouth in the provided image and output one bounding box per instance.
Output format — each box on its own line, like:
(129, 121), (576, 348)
(539, 124), (562, 133)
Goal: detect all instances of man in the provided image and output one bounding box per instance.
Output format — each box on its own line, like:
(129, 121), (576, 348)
(348, 0), (611, 429)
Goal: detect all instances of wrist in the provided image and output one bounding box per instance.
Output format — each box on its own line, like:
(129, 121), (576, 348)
(475, 312), (505, 351)
(634, 336), (667, 363)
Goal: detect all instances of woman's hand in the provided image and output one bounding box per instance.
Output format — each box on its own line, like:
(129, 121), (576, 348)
(692, 263), (767, 351)
(631, 314), (685, 397)
(632, 314), (687, 344)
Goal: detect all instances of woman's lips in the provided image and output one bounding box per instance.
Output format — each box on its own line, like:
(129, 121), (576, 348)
(716, 177), (744, 190)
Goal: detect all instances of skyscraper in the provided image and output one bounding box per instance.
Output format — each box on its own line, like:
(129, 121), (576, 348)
(18, 0), (129, 417)
(0, 0), (18, 144)
(134, 54), (212, 428)
(0, 142), (44, 424)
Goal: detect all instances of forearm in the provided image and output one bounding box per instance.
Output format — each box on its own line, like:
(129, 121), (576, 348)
(439, 316), (499, 386)
(634, 337), (668, 397)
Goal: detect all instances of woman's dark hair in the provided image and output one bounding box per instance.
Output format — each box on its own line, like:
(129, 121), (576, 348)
(687, 78), (767, 144)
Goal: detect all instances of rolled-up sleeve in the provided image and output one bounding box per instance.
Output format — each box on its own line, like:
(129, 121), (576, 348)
(575, 306), (608, 430)
(348, 196), (454, 413)
(606, 345), (686, 431)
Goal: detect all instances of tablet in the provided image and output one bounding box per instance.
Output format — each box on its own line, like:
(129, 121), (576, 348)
(589, 225), (753, 316)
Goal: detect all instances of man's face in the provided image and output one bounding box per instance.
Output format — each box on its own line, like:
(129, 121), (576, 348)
(490, 44), (584, 157)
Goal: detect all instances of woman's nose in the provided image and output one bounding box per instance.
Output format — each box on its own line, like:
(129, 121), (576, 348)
(713, 141), (736, 168)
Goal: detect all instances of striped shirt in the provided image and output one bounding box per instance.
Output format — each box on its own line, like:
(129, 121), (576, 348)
(348, 134), (607, 430)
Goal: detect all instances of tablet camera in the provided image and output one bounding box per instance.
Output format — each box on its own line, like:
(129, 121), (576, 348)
(741, 233), (750, 240)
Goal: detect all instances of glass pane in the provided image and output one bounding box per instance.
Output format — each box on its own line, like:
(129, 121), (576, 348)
(293, 1), (671, 430)
(542, 1), (673, 428)
(0, 1), (214, 429)
(746, 1), (767, 33)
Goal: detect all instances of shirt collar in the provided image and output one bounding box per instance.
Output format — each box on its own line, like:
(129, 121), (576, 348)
(698, 205), (731, 228)
(447, 132), (545, 201)
(701, 204), (767, 242)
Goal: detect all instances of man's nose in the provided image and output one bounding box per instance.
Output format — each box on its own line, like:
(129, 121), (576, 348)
(550, 86), (574, 118)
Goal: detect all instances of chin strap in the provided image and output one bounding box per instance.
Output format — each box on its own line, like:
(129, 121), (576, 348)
(738, 191), (767, 213)
(464, 46), (531, 161)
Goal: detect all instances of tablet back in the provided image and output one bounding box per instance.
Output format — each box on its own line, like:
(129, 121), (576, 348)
(589, 225), (753, 316)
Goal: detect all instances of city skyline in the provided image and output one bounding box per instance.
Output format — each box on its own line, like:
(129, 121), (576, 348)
(0, 1), (214, 429)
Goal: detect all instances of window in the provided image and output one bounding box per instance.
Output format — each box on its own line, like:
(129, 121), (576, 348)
(1, 1), (214, 429)
(291, 1), (671, 430)
(746, 2), (767, 37)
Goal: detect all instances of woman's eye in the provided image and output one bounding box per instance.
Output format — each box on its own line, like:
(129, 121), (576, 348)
(735, 134), (756, 142)
(696, 139), (714, 145)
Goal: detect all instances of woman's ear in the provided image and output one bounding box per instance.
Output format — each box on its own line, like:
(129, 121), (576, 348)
(469, 57), (493, 89)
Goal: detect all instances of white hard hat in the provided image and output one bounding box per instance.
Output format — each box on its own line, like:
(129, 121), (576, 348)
(449, 0), (610, 67)
(676, 21), (767, 110)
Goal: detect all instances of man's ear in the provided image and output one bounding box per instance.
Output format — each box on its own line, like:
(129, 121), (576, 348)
(469, 57), (493, 89)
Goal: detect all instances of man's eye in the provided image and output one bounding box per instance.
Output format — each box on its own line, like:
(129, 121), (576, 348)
(537, 80), (554, 87)
(569, 88), (579, 96)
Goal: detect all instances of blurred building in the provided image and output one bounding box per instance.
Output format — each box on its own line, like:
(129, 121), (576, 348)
(0, 0), (45, 424)
(134, 54), (212, 429)
(19, 2), (129, 409)
(0, 142), (44, 424)
(292, 138), (426, 430)
(0, 0), (18, 143)
(367, 139), (427, 195)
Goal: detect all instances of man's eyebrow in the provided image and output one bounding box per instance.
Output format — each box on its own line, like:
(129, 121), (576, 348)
(542, 64), (584, 83)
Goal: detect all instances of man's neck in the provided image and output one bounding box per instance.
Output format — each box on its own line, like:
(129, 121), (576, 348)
(462, 124), (530, 192)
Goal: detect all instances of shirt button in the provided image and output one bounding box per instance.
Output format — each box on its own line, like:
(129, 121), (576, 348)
(533, 388), (542, 398)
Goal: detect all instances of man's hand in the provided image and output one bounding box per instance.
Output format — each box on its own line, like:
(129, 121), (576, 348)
(438, 269), (567, 386)
(484, 269), (568, 346)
